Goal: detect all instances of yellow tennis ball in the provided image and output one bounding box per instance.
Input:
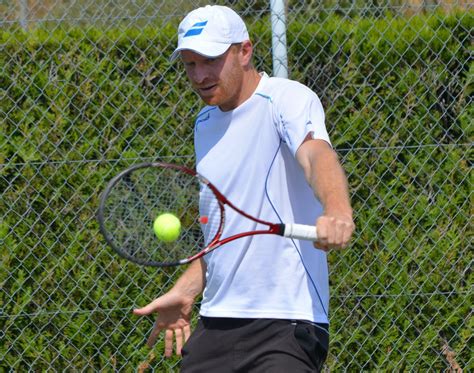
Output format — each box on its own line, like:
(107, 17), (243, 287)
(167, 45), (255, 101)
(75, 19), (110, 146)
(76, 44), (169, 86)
(153, 213), (181, 242)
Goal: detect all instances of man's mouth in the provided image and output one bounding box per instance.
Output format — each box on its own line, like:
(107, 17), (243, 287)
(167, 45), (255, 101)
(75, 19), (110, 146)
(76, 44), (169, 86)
(198, 84), (217, 94)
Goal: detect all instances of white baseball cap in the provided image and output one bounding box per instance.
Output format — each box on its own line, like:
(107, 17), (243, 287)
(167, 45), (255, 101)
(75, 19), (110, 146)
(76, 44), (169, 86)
(170, 5), (249, 61)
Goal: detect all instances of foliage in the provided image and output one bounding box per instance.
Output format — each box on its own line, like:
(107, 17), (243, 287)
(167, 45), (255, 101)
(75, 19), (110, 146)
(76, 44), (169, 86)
(1, 10), (472, 371)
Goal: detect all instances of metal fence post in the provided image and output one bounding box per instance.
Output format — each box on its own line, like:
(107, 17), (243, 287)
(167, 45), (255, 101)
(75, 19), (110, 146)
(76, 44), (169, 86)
(270, 0), (288, 78)
(19, 0), (28, 29)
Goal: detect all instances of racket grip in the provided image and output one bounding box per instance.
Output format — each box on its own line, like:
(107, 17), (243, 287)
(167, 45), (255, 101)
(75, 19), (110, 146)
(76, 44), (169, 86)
(283, 224), (318, 241)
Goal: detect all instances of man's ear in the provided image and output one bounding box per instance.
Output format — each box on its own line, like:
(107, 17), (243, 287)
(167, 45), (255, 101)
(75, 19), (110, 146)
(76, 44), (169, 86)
(240, 40), (254, 67)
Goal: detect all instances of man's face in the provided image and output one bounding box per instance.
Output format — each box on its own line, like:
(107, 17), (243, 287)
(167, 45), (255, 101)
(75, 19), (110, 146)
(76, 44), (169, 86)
(181, 45), (244, 111)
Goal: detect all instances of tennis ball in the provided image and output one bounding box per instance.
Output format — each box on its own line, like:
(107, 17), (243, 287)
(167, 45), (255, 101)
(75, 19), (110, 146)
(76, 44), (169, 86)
(153, 213), (181, 242)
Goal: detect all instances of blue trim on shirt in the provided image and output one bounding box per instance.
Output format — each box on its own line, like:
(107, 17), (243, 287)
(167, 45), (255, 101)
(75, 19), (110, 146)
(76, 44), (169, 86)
(264, 140), (328, 319)
(255, 92), (273, 102)
(195, 107), (217, 133)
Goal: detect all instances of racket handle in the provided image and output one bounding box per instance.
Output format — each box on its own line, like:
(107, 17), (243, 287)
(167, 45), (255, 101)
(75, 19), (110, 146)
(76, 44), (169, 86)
(283, 224), (318, 241)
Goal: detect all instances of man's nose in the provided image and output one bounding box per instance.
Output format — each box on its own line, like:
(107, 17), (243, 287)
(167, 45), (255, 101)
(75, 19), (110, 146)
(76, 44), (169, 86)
(192, 65), (209, 84)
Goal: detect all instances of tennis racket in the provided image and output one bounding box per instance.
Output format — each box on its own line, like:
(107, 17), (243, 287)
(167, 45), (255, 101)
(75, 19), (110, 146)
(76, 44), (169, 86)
(97, 162), (318, 267)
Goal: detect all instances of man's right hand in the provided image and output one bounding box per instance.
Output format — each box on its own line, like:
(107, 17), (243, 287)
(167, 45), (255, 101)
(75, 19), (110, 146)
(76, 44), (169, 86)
(133, 289), (194, 357)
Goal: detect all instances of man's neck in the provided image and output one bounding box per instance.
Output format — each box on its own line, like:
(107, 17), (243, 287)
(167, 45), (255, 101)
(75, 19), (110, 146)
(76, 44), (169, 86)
(220, 68), (261, 111)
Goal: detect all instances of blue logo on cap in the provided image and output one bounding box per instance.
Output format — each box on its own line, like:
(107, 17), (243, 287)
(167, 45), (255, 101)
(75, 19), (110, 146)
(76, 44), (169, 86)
(184, 21), (208, 37)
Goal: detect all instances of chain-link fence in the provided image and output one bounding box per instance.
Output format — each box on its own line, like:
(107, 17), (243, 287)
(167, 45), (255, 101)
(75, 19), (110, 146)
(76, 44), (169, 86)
(1, 0), (472, 371)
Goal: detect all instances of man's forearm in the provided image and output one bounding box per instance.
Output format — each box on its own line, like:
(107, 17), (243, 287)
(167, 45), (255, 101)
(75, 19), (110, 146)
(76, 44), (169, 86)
(297, 139), (355, 249)
(311, 148), (352, 217)
(172, 258), (206, 300)
(297, 139), (352, 216)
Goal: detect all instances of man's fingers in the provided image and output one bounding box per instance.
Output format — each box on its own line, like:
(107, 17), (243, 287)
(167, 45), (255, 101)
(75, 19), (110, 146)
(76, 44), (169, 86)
(315, 216), (354, 250)
(316, 219), (328, 247)
(183, 324), (192, 342)
(146, 321), (162, 348)
(333, 220), (343, 245)
(164, 329), (174, 357)
(175, 328), (184, 356)
(132, 298), (162, 316)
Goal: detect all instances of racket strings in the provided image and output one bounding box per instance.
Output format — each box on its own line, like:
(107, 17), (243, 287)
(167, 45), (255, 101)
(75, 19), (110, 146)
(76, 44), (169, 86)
(102, 166), (222, 265)
(198, 184), (222, 246)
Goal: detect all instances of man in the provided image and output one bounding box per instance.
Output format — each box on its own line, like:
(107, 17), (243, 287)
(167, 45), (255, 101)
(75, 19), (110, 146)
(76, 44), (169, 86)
(134, 5), (355, 372)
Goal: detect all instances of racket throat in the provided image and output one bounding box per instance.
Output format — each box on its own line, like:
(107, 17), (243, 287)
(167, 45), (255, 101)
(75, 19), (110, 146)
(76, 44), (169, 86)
(276, 223), (286, 236)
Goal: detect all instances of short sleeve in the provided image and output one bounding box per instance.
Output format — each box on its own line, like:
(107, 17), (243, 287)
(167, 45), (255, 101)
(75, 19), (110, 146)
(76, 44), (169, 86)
(274, 81), (331, 156)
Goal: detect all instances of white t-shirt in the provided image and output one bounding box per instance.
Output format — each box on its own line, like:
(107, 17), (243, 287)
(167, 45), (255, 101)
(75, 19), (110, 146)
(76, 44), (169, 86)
(194, 73), (331, 324)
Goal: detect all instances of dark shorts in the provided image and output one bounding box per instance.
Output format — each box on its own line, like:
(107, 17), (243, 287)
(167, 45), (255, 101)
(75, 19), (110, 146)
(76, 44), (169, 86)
(180, 317), (329, 373)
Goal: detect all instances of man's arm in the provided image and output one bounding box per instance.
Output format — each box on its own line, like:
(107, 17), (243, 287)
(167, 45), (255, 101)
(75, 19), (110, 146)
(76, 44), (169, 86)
(133, 258), (206, 356)
(169, 257), (207, 301)
(296, 138), (355, 250)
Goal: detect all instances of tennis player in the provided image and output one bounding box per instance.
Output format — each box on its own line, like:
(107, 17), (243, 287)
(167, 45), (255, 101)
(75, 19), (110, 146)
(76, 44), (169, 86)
(134, 5), (355, 372)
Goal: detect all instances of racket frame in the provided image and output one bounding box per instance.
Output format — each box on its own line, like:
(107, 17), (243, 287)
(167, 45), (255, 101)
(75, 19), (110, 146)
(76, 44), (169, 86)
(98, 162), (314, 267)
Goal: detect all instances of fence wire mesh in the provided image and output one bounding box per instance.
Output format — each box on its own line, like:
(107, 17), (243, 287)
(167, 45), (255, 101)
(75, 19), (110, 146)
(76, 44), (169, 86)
(1, 0), (472, 371)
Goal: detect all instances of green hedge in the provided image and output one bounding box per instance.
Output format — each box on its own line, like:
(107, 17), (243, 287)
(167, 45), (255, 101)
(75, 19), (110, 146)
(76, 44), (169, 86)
(1, 10), (472, 371)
